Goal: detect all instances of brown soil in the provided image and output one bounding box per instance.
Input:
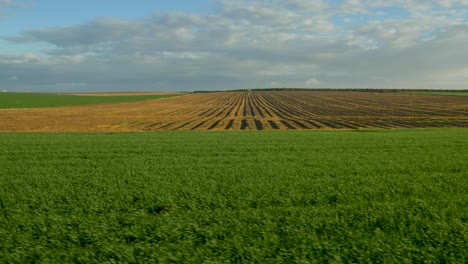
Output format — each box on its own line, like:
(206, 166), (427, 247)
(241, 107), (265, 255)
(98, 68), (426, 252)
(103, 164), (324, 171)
(1, 91), (468, 132)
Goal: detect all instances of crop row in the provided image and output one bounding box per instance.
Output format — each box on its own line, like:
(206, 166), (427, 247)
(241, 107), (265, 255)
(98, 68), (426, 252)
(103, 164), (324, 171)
(131, 91), (468, 130)
(1, 91), (467, 131)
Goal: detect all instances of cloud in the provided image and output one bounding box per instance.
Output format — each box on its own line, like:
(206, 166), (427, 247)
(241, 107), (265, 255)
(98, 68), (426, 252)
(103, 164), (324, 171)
(1, 0), (468, 91)
(0, 0), (33, 18)
(305, 78), (320, 86)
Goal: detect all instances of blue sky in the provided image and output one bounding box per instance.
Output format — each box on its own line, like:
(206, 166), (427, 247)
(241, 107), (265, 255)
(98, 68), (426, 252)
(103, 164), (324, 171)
(1, 1), (214, 35)
(0, 0), (214, 55)
(1, 0), (468, 91)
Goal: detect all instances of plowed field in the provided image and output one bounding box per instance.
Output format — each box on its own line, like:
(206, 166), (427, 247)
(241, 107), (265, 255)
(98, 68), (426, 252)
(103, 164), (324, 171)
(1, 91), (468, 131)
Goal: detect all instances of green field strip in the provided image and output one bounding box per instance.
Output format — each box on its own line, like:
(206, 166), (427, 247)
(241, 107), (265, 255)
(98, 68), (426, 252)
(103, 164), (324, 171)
(402, 91), (468, 97)
(0, 93), (185, 109)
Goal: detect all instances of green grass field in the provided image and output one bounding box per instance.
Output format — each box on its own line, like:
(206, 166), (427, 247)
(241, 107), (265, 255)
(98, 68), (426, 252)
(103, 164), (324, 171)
(0, 93), (183, 109)
(1, 129), (467, 263)
(403, 91), (468, 97)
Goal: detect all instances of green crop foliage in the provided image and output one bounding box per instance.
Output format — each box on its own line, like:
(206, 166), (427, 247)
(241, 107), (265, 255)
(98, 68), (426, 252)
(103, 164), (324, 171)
(1, 129), (467, 263)
(0, 93), (184, 109)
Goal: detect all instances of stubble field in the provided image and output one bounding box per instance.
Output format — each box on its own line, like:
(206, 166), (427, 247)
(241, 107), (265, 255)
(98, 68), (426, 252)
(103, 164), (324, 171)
(1, 90), (468, 131)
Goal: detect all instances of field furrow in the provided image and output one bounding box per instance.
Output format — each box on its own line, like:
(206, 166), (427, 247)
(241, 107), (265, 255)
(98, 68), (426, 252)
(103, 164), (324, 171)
(1, 90), (468, 131)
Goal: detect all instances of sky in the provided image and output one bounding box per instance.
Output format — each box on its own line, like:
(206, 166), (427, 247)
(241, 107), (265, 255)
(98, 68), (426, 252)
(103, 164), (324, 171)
(1, 0), (468, 92)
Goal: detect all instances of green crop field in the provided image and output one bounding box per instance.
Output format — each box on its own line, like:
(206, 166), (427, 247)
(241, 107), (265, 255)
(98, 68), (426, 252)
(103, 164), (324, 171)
(0, 93), (183, 109)
(403, 91), (468, 97)
(1, 129), (467, 263)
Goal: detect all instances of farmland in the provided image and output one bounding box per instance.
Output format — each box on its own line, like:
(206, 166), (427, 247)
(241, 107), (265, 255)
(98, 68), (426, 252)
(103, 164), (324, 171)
(1, 129), (467, 262)
(403, 91), (468, 97)
(1, 90), (468, 131)
(1, 90), (467, 262)
(0, 92), (183, 109)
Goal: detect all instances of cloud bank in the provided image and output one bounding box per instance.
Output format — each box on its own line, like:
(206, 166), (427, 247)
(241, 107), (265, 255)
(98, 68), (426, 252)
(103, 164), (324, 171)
(1, 0), (468, 91)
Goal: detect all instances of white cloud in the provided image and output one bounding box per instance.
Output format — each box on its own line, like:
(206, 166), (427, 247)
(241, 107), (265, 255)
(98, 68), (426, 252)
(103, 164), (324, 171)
(1, 0), (468, 91)
(305, 78), (320, 86)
